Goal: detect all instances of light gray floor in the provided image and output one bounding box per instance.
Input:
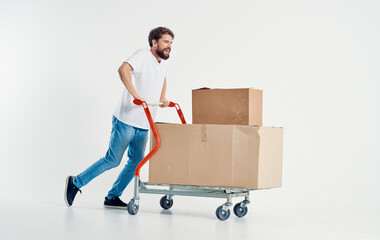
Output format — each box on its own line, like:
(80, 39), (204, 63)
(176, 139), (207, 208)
(1, 192), (379, 240)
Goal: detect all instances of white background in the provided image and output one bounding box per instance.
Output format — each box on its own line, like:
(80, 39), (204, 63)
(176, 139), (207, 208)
(1, 0), (379, 239)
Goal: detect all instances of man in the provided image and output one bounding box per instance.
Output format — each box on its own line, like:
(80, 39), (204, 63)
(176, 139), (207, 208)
(64, 27), (174, 209)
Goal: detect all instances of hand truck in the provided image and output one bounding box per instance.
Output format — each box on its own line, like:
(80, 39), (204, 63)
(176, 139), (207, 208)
(128, 99), (251, 221)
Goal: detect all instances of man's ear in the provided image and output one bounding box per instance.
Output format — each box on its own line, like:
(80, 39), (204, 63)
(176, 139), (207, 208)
(152, 39), (158, 47)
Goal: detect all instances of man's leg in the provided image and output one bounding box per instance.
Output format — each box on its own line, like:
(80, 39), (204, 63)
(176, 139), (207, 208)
(73, 117), (134, 188)
(106, 127), (148, 200)
(65, 116), (133, 207)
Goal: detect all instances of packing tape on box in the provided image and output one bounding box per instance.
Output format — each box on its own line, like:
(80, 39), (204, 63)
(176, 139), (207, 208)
(201, 125), (207, 142)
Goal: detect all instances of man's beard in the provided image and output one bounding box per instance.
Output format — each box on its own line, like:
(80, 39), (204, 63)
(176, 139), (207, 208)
(156, 47), (170, 60)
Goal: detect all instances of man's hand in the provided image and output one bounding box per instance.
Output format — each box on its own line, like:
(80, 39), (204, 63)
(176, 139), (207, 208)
(159, 99), (170, 108)
(135, 96), (146, 102)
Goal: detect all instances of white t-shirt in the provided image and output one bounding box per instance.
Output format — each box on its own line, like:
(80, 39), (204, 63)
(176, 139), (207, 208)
(113, 48), (167, 130)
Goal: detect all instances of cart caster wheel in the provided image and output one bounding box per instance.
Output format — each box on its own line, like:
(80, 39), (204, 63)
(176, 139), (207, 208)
(127, 199), (139, 215)
(160, 196), (173, 210)
(233, 202), (248, 218)
(216, 205), (231, 221)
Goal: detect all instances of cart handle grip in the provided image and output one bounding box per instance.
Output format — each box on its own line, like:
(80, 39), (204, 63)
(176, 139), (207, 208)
(133, 99), (186, 177)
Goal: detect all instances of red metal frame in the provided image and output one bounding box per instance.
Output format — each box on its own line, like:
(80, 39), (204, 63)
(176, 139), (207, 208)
(133, 99), (186, 177)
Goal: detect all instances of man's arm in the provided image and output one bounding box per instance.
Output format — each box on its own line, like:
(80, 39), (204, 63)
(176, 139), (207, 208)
(118, 62), (144, 101)
(159, 77), (169, 108)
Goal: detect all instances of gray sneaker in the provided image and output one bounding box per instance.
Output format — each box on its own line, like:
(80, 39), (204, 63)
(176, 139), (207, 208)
(104, 197), (128, 210)
(64, 176), (81, 207)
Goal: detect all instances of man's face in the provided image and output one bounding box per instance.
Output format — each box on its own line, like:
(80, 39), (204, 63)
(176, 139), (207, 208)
(154, 34), (173, 60)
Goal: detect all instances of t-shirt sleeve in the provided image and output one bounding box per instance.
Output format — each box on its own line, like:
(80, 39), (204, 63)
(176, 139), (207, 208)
(125, 49), (145, 72)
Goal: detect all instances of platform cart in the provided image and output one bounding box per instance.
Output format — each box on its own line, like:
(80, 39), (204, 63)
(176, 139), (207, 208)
(128, 99), (252, 221)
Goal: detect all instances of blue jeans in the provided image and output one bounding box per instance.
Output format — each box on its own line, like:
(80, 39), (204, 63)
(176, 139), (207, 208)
(73, 116), (148, 199)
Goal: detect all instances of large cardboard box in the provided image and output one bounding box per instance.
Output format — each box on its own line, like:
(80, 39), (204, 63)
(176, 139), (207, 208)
(192, 88), (263, 126)
(149, 123), (283, 189)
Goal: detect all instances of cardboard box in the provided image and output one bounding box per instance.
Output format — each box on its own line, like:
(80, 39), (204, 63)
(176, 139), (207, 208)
(192, 88), (263, 126)
(149, 123), (283, 189)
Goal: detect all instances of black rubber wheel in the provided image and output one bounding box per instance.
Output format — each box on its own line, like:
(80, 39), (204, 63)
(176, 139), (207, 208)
(215, 205), (231, 221)
(127, 199), (139, 215)
(233, 203), (248, 217)
(160, 196), (174, 210)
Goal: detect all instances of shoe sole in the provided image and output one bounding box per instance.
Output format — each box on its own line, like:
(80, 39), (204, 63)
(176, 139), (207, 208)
(64, 176), (71, 207)
(104, 205), (128, 210)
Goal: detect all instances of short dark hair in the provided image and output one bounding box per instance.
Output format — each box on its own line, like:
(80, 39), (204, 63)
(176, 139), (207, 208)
(148, 27), (174, 47)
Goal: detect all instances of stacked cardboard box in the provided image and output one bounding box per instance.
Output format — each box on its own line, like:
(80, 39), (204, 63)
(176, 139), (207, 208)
(192, 88), (263, 125)
(149, 88), (283, 189)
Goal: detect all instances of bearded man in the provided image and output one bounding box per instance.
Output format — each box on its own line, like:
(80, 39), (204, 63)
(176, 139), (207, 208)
(64, 27), (174, 209)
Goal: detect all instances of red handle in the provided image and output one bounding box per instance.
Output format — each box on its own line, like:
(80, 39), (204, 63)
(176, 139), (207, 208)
(133, 99), (186, 177)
